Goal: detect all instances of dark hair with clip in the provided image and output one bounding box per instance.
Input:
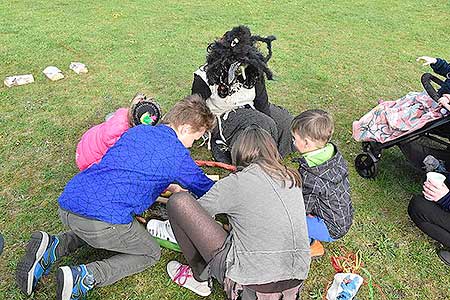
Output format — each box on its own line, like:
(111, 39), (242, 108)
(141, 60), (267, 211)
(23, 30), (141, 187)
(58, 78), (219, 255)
(128, 93), (163, 127)
(204, 25), (276, 97)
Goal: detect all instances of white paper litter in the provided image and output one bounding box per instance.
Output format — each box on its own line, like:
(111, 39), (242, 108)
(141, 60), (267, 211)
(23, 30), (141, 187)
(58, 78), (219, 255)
(206, 174), (220, 181)
(4, 74), (35, 87)
(69, 62), (88, 74)
(43, 66), (64, 81)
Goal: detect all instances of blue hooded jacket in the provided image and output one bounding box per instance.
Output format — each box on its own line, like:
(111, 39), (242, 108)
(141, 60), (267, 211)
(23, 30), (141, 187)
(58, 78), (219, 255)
(59, 124), (214, 224)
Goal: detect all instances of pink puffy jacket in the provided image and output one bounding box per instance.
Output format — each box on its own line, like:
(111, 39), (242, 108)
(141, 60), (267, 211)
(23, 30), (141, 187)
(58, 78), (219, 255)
(76, 108), (130, 171)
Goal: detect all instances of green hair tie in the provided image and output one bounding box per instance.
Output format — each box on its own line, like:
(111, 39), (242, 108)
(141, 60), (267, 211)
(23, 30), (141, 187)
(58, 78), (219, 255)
(140, 112), (156, 125)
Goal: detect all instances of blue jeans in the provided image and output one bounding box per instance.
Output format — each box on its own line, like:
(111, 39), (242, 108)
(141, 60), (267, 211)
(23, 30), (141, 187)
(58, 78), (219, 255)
(306, 215), (335, 243)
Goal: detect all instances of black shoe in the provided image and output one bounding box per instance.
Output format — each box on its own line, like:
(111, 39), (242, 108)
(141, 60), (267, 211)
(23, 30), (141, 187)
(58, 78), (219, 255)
(211, 140), (232, 164)
(437, 249), (450, 266)
(16, 231), (59, 295)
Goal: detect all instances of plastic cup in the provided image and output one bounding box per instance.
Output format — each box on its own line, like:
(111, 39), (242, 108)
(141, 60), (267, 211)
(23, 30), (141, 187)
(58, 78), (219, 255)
(426, 172), (446, 185)
(424, 172), (447, 201)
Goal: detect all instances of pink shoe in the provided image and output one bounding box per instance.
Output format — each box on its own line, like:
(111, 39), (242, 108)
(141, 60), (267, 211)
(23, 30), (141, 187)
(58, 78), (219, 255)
(166, 261), (211, 296)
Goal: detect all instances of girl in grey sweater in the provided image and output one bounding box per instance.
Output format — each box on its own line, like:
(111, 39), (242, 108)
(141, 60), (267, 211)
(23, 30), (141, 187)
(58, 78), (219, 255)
(165, 127), (310, 299)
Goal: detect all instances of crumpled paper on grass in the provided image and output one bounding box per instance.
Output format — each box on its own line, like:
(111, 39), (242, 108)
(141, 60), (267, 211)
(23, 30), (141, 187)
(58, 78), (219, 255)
(4, 74), (35, 87)
(69, 62), (88, 74)
(43, 66), (64, 81)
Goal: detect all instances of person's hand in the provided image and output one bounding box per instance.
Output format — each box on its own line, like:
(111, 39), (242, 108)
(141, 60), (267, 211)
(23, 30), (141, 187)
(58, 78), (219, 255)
(423, 180), (449, 201)
(439, 94), (450, 111)
(166, 183), (187, 193)
(417, 56), (437, 66)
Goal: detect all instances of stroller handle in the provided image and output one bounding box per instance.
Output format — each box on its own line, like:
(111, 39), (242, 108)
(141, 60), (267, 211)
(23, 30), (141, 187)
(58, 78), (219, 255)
(421, 73), (444, 102)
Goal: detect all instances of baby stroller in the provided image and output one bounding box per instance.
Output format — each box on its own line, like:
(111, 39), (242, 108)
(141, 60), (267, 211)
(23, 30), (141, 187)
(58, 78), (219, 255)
(354, 73), (450, 178)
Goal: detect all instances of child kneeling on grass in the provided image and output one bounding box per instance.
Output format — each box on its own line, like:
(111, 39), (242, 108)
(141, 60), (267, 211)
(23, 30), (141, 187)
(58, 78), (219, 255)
(15, 95), (215, 300)
(165, 127), (310, 299)
(291, 109), (353, 258)
(76, 92), (162, 171)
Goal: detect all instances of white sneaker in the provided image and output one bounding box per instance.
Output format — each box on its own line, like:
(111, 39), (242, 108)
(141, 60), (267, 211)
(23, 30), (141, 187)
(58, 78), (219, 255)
(146, 220), (177, 243)
(166, 261), (211, 297)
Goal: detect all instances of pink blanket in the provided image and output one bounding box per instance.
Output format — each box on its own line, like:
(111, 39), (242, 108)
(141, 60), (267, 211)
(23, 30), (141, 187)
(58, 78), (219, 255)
(352, 92), (447, 143)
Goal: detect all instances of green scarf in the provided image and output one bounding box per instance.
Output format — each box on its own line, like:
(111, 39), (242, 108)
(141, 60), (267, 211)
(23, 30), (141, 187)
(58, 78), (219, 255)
(301, 143), (335, 167)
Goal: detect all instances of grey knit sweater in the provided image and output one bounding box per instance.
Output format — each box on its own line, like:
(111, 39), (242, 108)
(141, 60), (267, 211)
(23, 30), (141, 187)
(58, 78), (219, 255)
(198, 163), (311, 285)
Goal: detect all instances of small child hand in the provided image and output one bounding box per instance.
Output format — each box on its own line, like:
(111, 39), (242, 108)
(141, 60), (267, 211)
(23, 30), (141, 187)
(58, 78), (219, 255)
(167, 183), (187, 194)
(423, 180), (449, 201)
(438, 94), (450, 111)
(416, 56), (437, 66)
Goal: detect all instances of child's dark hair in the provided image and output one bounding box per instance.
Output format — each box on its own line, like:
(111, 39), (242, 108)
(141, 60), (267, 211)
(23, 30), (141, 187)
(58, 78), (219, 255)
(205, 25), (276, 93)
(231, 126), (301, 188)
(162, 94), (215, 132)
(291, 109), (334, 144)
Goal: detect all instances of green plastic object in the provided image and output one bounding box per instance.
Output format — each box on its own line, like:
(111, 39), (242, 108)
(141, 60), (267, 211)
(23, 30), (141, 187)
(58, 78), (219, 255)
(140, 112), (157, 126)
(154, 237), (181, 252)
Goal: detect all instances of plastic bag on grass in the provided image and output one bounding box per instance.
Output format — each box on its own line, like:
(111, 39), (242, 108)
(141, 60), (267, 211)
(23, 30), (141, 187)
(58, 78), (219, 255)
(326, 273), (363, 300)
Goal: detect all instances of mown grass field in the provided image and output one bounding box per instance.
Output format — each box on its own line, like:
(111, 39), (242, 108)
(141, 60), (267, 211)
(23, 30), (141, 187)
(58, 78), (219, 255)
(1, 1), (449, 299)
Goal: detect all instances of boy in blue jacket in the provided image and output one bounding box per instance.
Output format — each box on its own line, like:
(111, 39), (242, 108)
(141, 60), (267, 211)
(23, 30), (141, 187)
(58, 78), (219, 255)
(16, 95), (216, 300)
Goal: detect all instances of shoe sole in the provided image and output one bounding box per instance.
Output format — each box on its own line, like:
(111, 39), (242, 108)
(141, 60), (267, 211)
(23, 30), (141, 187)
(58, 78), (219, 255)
(147, 220), (180, 252)
(437, 250), (450, 266)
(166, 262), (211, 297)
(311, 253), (324, 260)
(16, 231), (49, 295)
(188, 286), (212, 297)
(56, 266), (73, 300)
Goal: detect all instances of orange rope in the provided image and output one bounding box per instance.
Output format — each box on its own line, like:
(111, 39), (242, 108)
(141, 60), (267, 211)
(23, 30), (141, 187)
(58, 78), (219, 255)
(195, 160), (237, 172)
(330, 248), (363, 273)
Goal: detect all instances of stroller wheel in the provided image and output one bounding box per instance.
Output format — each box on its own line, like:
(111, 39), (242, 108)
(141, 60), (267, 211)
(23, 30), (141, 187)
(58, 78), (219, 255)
(355, 153), (378, 179)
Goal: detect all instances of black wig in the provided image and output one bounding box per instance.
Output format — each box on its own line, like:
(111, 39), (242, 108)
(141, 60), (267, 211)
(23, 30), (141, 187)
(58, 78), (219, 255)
(205, 25), (276, 94)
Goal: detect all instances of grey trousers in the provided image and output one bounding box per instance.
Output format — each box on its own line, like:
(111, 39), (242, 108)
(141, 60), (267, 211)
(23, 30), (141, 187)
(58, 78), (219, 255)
(211, 104), (295, 164)
(57, 208), (160, 287)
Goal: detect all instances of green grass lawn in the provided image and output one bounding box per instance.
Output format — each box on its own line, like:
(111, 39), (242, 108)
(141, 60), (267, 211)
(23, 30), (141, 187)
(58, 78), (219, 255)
(1, 0), (449, 299)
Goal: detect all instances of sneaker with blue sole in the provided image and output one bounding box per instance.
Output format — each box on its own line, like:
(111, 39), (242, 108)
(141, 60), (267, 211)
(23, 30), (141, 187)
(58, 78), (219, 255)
(56, 264), (94, 300)
(16, 231), (59, 295)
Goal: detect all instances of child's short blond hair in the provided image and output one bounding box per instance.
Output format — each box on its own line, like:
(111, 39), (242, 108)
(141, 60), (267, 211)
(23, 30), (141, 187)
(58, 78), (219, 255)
(291, 109), (334, 144)
(162, 94), (216, 132)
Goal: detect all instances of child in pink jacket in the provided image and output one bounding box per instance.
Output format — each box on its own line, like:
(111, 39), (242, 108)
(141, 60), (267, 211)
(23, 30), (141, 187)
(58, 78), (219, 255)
(76, 93), (161, 171)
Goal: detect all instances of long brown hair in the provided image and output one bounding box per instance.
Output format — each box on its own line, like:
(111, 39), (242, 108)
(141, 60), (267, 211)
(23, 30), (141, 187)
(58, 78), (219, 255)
(231, 127), (301, 188)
